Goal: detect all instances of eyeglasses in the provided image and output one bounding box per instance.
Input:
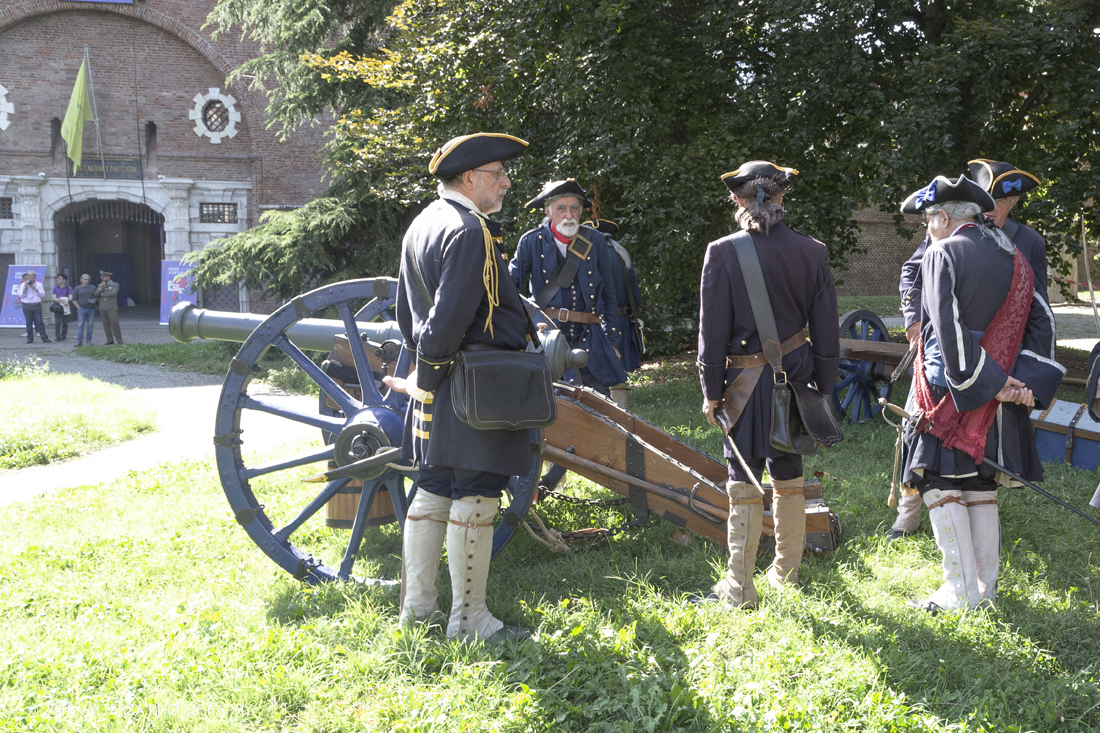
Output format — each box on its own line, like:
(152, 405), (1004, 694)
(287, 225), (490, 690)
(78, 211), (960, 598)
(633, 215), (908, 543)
(472, 167), (509, 181)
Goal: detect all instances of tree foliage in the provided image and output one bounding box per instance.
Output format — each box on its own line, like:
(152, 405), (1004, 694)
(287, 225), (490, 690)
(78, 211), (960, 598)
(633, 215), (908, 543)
(197, 0), (1100, 316)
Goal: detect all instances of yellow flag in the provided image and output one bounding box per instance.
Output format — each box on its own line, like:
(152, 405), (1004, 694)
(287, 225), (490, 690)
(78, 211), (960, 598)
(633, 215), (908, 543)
(61, 61), (94, 168)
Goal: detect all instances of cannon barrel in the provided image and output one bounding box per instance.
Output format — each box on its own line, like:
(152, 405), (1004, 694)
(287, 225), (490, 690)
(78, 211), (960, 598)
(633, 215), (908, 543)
(169, 302), (403, 352)
(169, 301), (588, 379)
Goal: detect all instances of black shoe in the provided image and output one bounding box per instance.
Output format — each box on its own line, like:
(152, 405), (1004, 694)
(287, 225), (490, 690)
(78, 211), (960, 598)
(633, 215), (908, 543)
(886, 529), (913, 541)
(42, 339), (50, 343)
(487, 624), (531, 641)
(906, 598), (941, 616)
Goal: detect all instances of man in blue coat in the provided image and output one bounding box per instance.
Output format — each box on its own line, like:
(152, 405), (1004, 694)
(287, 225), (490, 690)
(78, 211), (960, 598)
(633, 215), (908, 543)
(898, 174), (1062, 612)
(889, 160), (1053, 541)
(585, 218), (644, 407)
(511, 179), (626, 397)
(698, 161), (840, 607)
(387, 132), (533, 642)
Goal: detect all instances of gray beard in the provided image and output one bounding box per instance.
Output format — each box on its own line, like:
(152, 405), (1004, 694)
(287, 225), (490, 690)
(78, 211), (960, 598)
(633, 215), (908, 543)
(558, 221), (579, 238)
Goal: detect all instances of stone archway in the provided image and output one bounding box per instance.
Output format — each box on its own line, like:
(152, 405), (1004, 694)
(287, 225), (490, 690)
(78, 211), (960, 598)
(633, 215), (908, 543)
(54, 199), (165, 307)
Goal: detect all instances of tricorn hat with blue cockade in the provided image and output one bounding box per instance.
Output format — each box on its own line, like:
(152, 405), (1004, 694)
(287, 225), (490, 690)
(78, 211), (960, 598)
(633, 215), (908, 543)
(525, 179), (592, 209)
(583, 219), (619, 236)
(428, 133), (528, 178)
(721, 161), (799, 193)
(900, 175), (995, 215)
(967, 159), (1041, 200)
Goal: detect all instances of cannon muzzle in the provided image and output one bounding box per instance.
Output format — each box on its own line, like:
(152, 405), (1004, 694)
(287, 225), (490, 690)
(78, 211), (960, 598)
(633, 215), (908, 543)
(169, 302), (403, 352)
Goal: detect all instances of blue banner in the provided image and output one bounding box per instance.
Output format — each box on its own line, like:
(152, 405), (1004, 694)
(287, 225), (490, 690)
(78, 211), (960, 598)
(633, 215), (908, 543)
(160, 261), (198, 325)
(2, 265), (48, 328)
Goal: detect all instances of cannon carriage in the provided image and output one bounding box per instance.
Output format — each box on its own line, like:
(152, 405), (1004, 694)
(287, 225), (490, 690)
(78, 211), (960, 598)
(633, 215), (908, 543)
(168, 278), (900, 585)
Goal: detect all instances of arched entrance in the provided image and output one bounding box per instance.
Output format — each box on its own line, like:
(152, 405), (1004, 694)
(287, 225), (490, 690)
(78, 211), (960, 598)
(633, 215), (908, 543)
(54, 200), (165, 307)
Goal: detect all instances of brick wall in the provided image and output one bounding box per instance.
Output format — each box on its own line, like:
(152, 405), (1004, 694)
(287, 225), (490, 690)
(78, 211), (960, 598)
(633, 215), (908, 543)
(0, 0), (329, 228)
(833, 208), (923, 297)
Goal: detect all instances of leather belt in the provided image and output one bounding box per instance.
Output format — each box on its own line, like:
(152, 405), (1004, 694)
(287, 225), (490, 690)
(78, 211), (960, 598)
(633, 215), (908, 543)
(545, 308), (602, 325)
(725, 332), (806, 369)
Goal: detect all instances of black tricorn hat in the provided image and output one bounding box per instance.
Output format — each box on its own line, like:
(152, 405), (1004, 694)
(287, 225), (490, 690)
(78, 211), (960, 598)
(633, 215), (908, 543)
(428, 133), (528, 178)
(525, 179), (592, 209)
(900, 175), (995, 215)
(583, 219), (619, 236)
(967, 159), (1041, 199)
(721, 161), (798, 193)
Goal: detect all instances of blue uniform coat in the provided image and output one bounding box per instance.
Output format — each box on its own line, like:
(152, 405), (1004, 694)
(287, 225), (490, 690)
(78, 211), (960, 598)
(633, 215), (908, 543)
(396, 198), (533, 477)
(510, 222), (627, 389)
(901, 226), (1063, 485)
(697, 222), (840, 463)
(604, 237), (644, 372)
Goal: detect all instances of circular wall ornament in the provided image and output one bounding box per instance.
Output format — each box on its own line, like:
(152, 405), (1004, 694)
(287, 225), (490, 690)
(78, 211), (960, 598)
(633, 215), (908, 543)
(188, 87), (240, 144)
(0, 83), (13, 132)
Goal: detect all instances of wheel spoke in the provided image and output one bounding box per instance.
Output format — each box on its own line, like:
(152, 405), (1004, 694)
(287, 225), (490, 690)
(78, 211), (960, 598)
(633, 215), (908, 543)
(244, 443), (335, 480)
(836, 372), (859, 389)
(274, 334), (360, 415)
(841, 384), (860, 412)
(339, 481), (382, 577)
(274, 476), (352, 539)
(243, 395), (346, 432)
(337, 303), (386, 404)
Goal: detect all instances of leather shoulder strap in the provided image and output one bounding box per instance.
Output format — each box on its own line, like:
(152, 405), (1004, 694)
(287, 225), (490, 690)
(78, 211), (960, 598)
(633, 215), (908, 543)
(730, 230), (782, 370)
(1001, 217), (1021, 240)
(535, 234), (593, 308)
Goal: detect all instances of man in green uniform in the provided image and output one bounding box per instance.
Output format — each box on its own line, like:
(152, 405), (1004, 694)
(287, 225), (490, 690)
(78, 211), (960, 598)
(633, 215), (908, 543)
(95, 270), (123, 345)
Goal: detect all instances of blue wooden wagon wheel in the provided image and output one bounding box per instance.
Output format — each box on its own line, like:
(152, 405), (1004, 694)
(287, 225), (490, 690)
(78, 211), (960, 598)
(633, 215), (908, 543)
(213, 277), (542, 584)
(832, 309), (894, 424)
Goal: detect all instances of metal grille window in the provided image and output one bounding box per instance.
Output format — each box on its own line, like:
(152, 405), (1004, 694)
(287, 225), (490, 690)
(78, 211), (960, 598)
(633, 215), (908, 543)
(0, 198), (12, 219)
(200, 203), (238, 224)
(202, 100), (230, 133)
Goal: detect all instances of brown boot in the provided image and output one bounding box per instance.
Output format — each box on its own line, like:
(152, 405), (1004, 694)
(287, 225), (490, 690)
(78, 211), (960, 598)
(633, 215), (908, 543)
(767, 476), (806, 587)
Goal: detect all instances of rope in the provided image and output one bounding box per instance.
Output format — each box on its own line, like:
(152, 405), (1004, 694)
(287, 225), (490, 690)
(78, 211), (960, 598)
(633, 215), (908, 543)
(521, 508), (570, 553)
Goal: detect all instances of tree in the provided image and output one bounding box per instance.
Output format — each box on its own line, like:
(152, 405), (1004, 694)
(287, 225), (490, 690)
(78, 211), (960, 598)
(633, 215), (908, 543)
(199, 0), (1100, 322)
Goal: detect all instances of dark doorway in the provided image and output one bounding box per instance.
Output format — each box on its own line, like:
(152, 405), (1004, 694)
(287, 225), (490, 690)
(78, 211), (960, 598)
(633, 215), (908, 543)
(55, 200), (165, 307)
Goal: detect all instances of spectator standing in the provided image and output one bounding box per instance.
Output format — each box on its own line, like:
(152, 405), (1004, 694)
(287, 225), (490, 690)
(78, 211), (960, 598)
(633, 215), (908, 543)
(16, 271), (50, 344)
(73, 273), (98, 346)
(95, 270), (123, 345)
(52, 274), (74, 342)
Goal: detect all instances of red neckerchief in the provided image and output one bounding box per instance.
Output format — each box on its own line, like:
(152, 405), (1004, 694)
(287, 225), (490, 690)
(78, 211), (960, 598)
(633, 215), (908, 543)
(912, 246), (1034, 461)
(549, 222), (572, 244)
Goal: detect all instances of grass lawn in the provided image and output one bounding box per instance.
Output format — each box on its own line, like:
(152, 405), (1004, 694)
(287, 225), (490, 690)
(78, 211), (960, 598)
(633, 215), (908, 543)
(1, 356), (1098, 731)
(0, 365), (156, 469)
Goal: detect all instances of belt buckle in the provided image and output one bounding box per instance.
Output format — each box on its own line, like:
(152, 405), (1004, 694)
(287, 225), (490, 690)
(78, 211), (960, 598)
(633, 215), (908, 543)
(560, 310), (571, 323)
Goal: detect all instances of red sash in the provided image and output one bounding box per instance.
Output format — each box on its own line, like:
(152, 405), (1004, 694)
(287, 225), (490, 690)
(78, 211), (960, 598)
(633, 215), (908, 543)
(913, 247), (1033, 461)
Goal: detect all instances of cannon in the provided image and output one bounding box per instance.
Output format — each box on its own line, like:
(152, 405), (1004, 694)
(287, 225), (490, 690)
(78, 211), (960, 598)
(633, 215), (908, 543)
(170, 278), (841, 584)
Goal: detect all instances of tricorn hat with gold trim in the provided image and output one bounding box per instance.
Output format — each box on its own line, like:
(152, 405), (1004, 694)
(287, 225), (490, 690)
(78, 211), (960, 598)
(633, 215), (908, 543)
(583, 219), (619, 236)
(967, 159), (1041, 199)
(721, 161), (798, 193)
(525, 179), (591, 209)
(900, 175), (995, 215)
(428, 133), (528, 178)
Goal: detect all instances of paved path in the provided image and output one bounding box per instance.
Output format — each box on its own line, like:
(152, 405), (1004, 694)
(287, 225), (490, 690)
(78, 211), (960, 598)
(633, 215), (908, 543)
(0, 307), (320, 508)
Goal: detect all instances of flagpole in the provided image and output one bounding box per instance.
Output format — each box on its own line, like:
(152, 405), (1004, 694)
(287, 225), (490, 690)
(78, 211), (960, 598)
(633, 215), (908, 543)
(131, 29), (147, 206)
(84, 46), (107, 181)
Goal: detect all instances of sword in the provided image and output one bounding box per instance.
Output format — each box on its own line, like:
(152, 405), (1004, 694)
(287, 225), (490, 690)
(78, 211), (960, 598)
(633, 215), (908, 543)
(714, 411), (767, 497)
(878, 399), (1100, 528)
